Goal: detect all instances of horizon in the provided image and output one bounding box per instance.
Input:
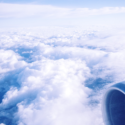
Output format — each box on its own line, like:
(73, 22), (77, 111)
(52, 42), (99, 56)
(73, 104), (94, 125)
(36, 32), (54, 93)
(0, 1), (125, 28)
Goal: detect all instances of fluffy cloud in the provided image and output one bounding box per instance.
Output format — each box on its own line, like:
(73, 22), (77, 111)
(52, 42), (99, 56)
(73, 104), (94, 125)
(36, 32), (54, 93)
(0, 26), (125, 124)
(0, 3), (125, 18)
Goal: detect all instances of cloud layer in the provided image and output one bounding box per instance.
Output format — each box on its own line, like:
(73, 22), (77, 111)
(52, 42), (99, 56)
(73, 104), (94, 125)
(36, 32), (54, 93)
(1, 3), (125, 18)
(0, 26), (125, 124)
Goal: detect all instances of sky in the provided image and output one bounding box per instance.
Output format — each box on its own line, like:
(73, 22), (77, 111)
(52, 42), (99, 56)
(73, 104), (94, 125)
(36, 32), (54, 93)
(0, 0), (125, 125)
(0, 0), (125, 8)
(0, 0), (125, 28)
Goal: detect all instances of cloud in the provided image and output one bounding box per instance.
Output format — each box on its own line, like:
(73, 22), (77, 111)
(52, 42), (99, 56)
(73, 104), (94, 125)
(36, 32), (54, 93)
(0, 3), (125, 18)
(0, 26), (125, 124)
(0, 3), (70, 18)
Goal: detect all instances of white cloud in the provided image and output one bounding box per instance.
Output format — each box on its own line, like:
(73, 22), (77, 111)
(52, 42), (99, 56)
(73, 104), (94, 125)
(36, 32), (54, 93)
(0, 49), (26, 73)
(0, 3), (70, 18)
(0, 3), (125, 18)
(0, 26), (125, 124)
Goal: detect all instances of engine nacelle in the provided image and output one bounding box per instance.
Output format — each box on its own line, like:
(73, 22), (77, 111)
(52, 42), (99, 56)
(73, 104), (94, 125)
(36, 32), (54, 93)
(102, 82), (125, 125)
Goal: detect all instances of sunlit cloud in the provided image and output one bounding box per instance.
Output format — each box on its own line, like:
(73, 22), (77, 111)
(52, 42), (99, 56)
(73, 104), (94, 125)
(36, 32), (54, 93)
(0, 26), (125, 124)
(1, 3), (125, 18)
(0, 2), (125, 125)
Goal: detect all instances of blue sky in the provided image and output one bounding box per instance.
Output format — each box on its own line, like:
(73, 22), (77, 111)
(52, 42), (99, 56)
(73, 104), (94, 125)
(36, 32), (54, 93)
(1, 0), (125, 8)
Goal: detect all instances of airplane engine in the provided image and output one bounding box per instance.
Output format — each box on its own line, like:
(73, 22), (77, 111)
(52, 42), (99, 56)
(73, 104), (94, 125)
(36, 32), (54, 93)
(102, 82), (125, 125)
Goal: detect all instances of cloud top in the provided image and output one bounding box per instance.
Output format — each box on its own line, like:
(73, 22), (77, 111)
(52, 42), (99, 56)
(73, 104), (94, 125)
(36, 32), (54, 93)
(0, 26), (125, 125)
(1, 3), (125, 18)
